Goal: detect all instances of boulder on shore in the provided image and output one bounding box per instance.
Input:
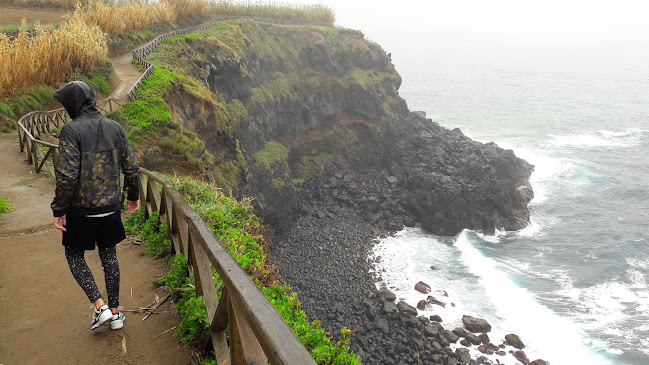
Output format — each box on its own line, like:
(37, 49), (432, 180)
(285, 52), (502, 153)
(397, 300), (418, 316)
(513, 350), (530, 364)
(529, 360), (550, 365)
(377, 287), (397, 302)
(456, 348), (471, 363)
(427, 295), (446, 308)
(462, 315), (492, 333)
(505, 333), (525, 349)
(415, 281), (432, 294)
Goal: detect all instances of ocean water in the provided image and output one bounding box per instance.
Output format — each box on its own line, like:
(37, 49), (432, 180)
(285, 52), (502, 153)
(370, 46), (649, 365)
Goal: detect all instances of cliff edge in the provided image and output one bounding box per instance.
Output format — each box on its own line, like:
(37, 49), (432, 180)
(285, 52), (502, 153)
(141, 18), (533, 237)
(131, 18), (535, 365)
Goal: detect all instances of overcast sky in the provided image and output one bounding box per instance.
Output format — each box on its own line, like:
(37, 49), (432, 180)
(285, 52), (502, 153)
(272, 0), (649, 53)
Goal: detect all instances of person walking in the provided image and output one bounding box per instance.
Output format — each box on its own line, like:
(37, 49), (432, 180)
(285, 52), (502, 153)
(51, 81), (140, 330)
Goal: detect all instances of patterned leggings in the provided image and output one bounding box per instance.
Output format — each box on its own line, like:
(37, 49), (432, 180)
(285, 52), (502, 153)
(65, 245), (120, 308)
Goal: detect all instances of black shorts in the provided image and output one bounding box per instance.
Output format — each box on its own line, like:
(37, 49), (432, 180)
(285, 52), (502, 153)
(62, 211), (126, 250)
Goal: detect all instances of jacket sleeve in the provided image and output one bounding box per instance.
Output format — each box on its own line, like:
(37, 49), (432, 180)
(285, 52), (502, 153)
(51, 125), (80, 217)
(120, 139), (140, 202)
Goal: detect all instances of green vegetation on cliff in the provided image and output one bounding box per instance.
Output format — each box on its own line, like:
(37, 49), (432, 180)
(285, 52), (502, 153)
(109, 65), (215, 169)
(124, 174), (359, 364)
(130, 16), (407, 220)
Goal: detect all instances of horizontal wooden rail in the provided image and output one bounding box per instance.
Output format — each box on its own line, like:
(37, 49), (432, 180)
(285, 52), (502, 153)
(16, 96), (127, 177)
(138, 168), (316, 365)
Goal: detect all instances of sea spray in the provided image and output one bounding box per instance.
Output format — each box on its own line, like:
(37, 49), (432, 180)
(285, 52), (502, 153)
(371, 229), (614, 365)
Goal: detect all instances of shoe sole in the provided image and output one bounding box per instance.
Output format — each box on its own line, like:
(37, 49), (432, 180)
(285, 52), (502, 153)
(91, 310), (113, 330)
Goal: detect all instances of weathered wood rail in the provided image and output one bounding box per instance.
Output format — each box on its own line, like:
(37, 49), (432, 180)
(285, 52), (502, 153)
(14, 16), (318, 364)
(16, 96), (125, 177)
(138, 168), (315, 365)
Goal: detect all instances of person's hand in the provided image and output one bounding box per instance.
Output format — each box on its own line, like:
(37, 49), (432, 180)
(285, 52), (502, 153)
(127, 200), (140, 214)
(53, 215), (67, 232)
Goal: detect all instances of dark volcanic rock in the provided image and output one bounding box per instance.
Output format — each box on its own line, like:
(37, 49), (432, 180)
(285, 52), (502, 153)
(462, 315), (492, 333)
(397, 301), (418, 316)
(417, 300), (428, 310)
(465, 332), (482, 346)
(441, 330), (459, 343)
(415, 281), (432, 294)
(430, 314), (443, 322)
(479, 333), (490, 345)
(505, 333), (526, 349)
(513, 350), (530, 364)
(427, 295), (447, 308)
(378, 287), (397, 302)
(456, 348), (471, 363)
(529, 360), (549, 365)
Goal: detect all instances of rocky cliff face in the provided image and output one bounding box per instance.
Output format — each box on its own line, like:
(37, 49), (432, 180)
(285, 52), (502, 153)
(153, 19), (533, 236)
(149, 18), (535, 365)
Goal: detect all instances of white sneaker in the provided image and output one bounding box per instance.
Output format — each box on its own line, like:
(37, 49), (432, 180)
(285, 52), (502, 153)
(90, 305), (113, 330)
(111, 312), (126, 330)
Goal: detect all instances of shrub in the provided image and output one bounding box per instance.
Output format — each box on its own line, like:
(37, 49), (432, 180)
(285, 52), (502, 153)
(0, 102), (14, 118)
(0, 196), (14, 213)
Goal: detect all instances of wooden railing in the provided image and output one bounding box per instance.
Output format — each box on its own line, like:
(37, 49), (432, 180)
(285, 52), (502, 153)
(137, 168), (316, 365)
(16, 96), (125, 177)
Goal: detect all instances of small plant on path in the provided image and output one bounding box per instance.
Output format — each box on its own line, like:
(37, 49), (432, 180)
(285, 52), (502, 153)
(0, 196), (14, 213)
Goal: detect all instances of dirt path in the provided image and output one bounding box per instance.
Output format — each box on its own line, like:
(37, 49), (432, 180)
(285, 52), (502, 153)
(111, 52), (143, 98)
(0, 53), (192, 364)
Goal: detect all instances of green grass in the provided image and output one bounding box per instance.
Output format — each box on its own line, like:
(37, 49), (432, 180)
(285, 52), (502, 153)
(224, 99), (248, 126)
(0, 102), (14, 118)
(250, 73), (299, 104)
(158, 131), (215, 169)
(120, 66), (178, 132)
(340, 68), (398, 89)
(111, 66), (215, 168)
(0, 196), (14, 213)
(253, 141), (289, 170)
(123, 174), (359, 364)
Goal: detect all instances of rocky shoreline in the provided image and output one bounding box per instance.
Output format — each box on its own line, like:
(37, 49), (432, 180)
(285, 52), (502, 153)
(270, 204), (548, 365)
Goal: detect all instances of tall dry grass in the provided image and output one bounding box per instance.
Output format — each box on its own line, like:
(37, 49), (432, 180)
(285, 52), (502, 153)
(73, 0), (177, 36)
(213, 1), (335, 25)
(0, 15), (106, 97)
(0, 0), (335, 96)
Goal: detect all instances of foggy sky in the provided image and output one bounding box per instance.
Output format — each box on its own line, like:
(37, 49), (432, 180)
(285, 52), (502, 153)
(274, 0), (649, 56)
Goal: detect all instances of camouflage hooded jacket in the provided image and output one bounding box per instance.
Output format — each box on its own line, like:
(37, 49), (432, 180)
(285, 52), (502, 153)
(51, 81), (139, 217)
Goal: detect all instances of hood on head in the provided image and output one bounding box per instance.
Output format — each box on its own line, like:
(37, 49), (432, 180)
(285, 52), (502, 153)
(52, 81), (98, 119)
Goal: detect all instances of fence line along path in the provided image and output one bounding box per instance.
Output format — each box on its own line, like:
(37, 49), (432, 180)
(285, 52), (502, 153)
(13, 15), (318, 365)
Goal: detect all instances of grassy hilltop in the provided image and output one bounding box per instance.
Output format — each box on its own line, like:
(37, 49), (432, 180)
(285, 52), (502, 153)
(0, 0), (335, 132)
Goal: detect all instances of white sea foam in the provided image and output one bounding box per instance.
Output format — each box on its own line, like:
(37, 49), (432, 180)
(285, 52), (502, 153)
(496, 141), (576, 205)
(546, 129), (647, 149)
(453, 231), (612, 364)
(370, 229), (614, 365)
(550, 262), (649, 326)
